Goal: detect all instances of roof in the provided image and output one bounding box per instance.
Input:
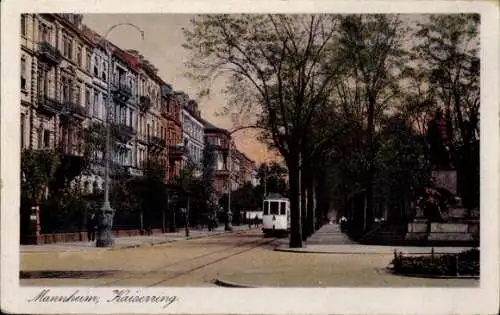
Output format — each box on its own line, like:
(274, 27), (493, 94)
(113, 47), (140, 73)
(161, 84), (174, 97)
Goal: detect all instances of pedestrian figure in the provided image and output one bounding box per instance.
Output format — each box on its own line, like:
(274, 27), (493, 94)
(87, 213), (96, 243)
(254, 215), (259, 228)
(208, 215), (213, 232)
(339, 215), (347, 231)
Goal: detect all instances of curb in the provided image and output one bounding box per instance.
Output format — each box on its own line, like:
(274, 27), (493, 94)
(213, 278), (254, 288)
(385, 267), (480, 279)
(274, 246), (473, 256)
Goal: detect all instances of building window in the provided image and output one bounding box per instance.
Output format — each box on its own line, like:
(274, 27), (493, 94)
(74, 84), (81, 106)
(102, 62), (107, 82)
(85, 52), (91, 72)
(102, 95), (108, 120)
(93, 57), (99, 76)
(121, 107), (126, 125)
(43, 129), (50, 148)
(21, 14), (27, 37)
(85, 87), (91, 109)
(61, 77), (71, 102)
(39, 23), (50, 43)
(21, 56), (27, 90)
(62, 34), (73, 59)
(76, 45), (83, 67)
(93, 91), (99, 116)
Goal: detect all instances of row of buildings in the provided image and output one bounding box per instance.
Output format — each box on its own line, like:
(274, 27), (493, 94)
(20, 13), (257, 199)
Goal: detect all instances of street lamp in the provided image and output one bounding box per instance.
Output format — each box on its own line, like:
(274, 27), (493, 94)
(96, 23), (144, 248)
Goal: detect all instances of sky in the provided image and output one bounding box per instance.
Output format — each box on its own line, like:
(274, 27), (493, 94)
(83, 14), (277, 165)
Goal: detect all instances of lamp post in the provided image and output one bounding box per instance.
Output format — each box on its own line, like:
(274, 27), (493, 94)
(96, 23), (144, 248)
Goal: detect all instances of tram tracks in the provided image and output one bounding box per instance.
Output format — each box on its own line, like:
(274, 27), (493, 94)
(101, 233), (279, 287)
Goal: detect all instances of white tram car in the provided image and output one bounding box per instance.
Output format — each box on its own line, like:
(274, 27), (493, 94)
(262, 197), (290, 235)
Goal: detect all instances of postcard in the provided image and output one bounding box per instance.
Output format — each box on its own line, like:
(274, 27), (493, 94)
(1, 0), (499, 314)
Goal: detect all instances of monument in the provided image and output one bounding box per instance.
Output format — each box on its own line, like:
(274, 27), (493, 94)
(406, 109), (479, 245)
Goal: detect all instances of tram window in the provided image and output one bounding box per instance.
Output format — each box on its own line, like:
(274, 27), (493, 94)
(280, 202), (287, 215)
(270, 201), (279, 215)
(263, 201), (269, 215)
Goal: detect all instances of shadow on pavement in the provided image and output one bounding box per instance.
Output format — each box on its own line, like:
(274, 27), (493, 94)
(20, 270), (120, 279)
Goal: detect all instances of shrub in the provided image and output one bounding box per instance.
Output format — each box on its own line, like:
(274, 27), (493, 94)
(392, 248), (479, 276)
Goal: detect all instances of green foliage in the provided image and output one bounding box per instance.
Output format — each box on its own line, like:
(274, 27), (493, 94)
(39, 186), (88, 233)
(230, 182), (262, 212)
(392, 248), (479, 276)
(257, 162), (288, 196)
(21, 149), (60, 204)
(413, 14), (479, 209)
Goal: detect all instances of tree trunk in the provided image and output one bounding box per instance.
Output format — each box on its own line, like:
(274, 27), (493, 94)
(140, 210), (144, 234)
(301, 166), (308, 241)
(287, 153), (302, 248)
(306, 173), (315, 237)
(365, 94), (376, 232)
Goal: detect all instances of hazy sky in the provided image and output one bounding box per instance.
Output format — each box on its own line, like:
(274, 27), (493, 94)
(83, 14), (276, 165)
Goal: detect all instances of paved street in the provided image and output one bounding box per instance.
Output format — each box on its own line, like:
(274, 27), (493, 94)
(20, 227), (478, 287)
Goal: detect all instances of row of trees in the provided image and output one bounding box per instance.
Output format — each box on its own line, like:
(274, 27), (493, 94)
(183, 14), (480, 247)
(20, 123), (288, 237)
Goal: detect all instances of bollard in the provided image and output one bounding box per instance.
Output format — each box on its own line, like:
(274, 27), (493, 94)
(455, 254), (459, 276)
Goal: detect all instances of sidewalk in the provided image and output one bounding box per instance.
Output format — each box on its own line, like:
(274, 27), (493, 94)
(274, 223), (473, 254)
(20, 225), (252, 253)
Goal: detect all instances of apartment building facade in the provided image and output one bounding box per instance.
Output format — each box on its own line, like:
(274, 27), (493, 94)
(181, 98), (205, 168)
(204, 121), (231, 197)
(160, 84), (183, 182)
(21, 13), (256, 201)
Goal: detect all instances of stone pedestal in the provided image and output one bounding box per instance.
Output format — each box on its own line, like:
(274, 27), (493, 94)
(26, 205), (41, 244)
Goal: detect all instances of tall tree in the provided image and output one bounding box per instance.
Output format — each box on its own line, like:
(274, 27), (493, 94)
(336, 14), (406, 230)
(183, 14), (343, 247)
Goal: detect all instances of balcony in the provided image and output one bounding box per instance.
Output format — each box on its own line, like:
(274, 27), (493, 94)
(139, 96), (152, 112)
(168, 144), (185, 161)
(37, 95), (64, 115)
(112, 82), (132, 104)
(111, 122), (136, 143)
(38, 42), (62, 65)
(63, 101), (87, 120)
(149, 135), (166, 149)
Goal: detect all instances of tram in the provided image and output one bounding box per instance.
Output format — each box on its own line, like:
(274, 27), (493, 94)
(262, 196), (290, 235)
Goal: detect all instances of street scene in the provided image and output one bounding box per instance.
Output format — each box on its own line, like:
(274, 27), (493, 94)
(19, 13), (479, 287)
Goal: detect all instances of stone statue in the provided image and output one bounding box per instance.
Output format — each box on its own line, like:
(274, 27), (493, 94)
(427, 109), (453, 170)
